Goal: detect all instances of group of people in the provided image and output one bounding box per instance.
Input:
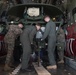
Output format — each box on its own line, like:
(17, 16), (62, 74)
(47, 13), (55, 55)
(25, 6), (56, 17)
(4, 15), (65, 72)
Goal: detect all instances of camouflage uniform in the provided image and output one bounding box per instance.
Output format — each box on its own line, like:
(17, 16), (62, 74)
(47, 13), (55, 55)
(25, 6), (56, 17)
(4, 25), (22, 66)
(57, 27), (65, 61)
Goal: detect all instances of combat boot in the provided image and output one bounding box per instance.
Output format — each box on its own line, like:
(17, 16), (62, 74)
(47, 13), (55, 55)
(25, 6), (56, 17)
(47, 65), (57, 69)
(4, 64), (14, 71)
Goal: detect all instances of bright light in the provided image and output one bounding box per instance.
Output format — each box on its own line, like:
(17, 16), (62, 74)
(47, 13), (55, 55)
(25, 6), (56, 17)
(53, 18), (56, 20)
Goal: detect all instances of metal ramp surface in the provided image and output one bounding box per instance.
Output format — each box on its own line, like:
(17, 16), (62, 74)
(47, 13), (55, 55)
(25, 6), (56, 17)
(0, 58), (76, 75)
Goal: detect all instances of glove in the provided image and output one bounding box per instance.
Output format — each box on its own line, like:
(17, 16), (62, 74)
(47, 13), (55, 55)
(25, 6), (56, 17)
(31, 43), (34, 50)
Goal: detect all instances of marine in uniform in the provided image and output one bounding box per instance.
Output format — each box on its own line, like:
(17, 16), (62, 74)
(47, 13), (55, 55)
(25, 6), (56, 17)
(4, 22), (23, 71)
(57, 27), (65, 63)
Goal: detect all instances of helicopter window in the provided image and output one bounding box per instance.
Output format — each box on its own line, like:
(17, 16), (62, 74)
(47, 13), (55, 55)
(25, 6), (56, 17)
(27, 7), (40, 17)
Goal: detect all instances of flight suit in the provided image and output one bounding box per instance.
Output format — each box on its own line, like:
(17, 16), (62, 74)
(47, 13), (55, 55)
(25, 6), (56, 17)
(20, 25), (37, 70)
(42, 20), (56, 65)
(4, 25), (23, 68)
